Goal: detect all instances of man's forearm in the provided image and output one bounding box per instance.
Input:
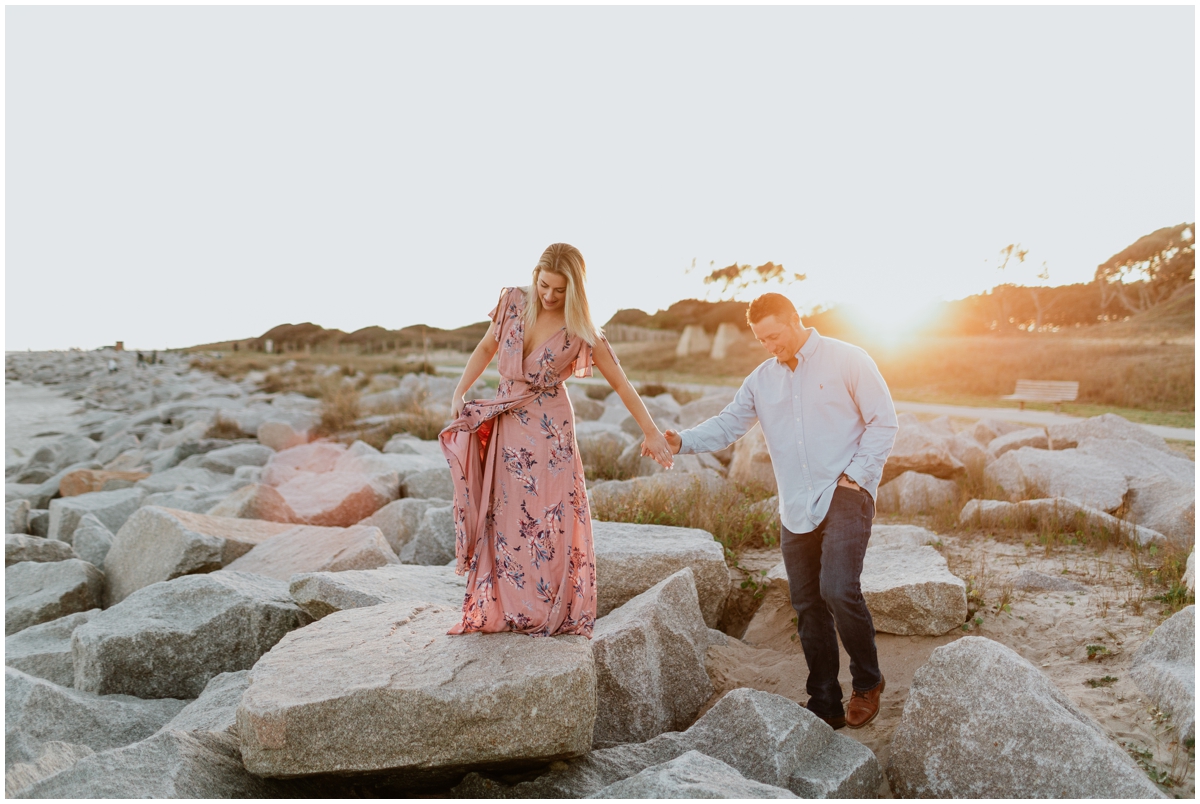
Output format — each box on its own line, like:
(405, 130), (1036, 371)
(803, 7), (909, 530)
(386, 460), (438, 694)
(677, 383), (757, 454)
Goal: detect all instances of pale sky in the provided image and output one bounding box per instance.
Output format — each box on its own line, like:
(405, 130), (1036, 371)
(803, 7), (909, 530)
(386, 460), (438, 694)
(6, 5), (1195, 351)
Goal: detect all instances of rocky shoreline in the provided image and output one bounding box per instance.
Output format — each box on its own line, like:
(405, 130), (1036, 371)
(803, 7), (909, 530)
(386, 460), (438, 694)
(4, 348), (1193, 798)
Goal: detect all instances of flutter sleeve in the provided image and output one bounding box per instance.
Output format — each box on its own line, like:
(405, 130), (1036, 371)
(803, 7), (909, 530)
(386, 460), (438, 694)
(572, 333), (620, 378)
(487, 287), (516, 342)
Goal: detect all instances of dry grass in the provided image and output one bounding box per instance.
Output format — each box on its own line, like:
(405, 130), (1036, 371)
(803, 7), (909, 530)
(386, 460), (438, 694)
(313, 383), (363, 438)
(205, 415), (246, 440)
(582, 439), (641, 483)
(591, 475), (777, 554)
(354, 411), (446, 449)
(943, 492), (1195, 621)
(616, 330), (1194, 421)
(190, 352), (438, 397)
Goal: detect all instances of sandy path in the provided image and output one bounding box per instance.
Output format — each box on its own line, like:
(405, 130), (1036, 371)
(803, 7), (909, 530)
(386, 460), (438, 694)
(5, 380), (85, 460)
(707, 535), (1194, 797)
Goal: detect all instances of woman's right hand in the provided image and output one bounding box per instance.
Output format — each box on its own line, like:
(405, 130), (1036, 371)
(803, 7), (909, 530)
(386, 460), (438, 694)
(452, 395), (467, 420)
(641, 430), (674, 470)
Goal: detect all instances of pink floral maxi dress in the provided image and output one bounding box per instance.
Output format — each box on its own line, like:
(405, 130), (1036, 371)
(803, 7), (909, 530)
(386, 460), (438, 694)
(439, 287), (610, 638)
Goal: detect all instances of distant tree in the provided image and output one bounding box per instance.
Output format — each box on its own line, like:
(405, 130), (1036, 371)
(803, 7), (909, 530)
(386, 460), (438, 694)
(988, 243), (1062, 331)
(690, 259), (806, 300)
(1094, 222), (1195, 314)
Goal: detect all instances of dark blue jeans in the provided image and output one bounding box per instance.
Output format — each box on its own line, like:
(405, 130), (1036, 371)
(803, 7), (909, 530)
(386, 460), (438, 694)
(780, 485), (882, 720)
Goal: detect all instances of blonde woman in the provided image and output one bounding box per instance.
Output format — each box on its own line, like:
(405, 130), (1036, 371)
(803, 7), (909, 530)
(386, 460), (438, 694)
(440, 243), (673, 638)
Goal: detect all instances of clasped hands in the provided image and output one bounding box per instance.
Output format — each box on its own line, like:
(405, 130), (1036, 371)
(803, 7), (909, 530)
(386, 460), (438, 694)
(640, 428), (683, 470)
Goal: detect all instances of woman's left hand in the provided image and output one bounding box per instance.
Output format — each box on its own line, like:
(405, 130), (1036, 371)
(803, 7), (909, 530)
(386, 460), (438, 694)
(640, 430), (674, 470)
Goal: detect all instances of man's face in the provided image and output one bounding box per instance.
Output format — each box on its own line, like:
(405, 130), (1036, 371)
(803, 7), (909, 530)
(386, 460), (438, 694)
(749, 313), (803, 363)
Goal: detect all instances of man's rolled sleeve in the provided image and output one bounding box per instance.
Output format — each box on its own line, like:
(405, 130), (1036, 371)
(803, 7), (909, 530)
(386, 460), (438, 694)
(678, 379), (758, 455)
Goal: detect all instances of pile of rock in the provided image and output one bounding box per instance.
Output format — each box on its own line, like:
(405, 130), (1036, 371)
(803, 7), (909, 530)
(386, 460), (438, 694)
(5, 352), (1191, 797)
(738, 525), (967, 643)
(784, 411), (1193, 542)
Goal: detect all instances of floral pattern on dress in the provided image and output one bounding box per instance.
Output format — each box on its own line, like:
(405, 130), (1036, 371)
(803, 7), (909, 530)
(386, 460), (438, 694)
(440, 286), (620, 639)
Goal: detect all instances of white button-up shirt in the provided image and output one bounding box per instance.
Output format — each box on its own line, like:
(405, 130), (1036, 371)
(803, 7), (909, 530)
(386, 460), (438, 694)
(678, 328), (898, 534)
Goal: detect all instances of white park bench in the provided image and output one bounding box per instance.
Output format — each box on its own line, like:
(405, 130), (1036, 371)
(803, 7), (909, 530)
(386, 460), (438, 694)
(1001, 380), (1080, 413)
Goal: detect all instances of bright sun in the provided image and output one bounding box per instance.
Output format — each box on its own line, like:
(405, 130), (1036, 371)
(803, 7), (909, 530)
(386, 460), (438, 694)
(832, 289), (944, 343)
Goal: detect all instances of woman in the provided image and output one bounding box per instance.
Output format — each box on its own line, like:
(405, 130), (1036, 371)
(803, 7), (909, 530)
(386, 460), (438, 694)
(439, 243), (674, 638)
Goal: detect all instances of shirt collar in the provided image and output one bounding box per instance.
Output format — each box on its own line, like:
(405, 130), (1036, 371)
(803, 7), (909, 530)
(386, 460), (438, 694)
(793, 327), (821, 363)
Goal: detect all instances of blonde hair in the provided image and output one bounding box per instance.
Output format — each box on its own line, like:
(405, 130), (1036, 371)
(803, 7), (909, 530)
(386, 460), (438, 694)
(523, 243), (601, 345)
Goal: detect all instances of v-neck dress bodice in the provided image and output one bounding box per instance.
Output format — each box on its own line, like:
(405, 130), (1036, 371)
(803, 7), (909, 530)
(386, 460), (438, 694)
(438, 286), (618, 637)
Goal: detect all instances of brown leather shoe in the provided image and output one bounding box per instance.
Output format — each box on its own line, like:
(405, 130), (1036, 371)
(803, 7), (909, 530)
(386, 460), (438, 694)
(845, 677), (885, 729)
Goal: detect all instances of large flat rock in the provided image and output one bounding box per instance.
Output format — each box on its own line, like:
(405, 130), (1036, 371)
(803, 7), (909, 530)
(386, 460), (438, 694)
(860, 546), (967, 636)
(984, 447), (1128, 512)
(1076, 437), (1195, 540)
(5, 609), (99, 687)
(198, 443), (275, 474)
(13, 730), (287, 798)
(160, 670), (250, 737)
(1129, 605), (1194, 742)
(960, 497), (1166, 545)
(5, 741), (96, 797)
(135, 466), (228, 495)
(72, 571), (310, 699)
(397, 504), (455, 565)
(71, 514), (115, 568)
(589, 469), (729, 509)
(590, 750), (798, 798)
(882, 416), (965, 484)
(592, 521), (727, 629)
(876, 471), (958, 515)
(5, 534), (76, 567)
(205, 483), (301, 523)
(401, 466), (455, 500)
(47, 487), (144, 544)
(262, 442), (401, 526)
(223, 524), (399, 581)
(5, 667), (186, 771)
(986, 427), (1047, 459)
(1075, 436), (1196, 487)
(358, 497), (450, 556)
(102, 506), (300, 605)
(236, 603), (596, 782)
(1125, 475), (1196, 542)
(271, 469), (400, 527)
(6, 559), (104, 636)
(1047, 412), (1172, 452)
(592, 568), (713, 748)
(288, 564), (465, 620)
(886, 637), (1166, 798)
(59, 469), (149, 497)
(456, 688), (880, 798)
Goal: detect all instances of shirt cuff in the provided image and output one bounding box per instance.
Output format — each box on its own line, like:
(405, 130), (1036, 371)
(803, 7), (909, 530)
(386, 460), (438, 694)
(843, 465), (868, 487)
(677, 430), (697, 455)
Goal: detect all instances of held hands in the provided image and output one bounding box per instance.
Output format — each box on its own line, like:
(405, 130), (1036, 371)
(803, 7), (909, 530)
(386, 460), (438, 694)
(640, 430), (675, 470)
(663, 429), (682, 455)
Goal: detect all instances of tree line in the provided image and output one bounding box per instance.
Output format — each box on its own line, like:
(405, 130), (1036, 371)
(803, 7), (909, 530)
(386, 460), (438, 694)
(609, 222), (1194, 335)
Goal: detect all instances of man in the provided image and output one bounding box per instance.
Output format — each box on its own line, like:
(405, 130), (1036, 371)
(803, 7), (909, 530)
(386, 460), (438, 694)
(663, 293), (898, 729)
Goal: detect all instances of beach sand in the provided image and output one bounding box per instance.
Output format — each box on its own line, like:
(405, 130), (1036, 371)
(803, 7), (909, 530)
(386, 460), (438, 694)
(707, 534), (1195, 797)
(5, 379), (85, 461)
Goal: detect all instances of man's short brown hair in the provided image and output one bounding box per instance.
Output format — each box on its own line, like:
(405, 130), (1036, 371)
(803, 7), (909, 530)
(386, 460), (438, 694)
(746, 293), (799, 325)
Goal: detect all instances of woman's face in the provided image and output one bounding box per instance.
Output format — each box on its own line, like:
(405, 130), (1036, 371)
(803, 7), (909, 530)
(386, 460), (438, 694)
(537, 270), (569, 312)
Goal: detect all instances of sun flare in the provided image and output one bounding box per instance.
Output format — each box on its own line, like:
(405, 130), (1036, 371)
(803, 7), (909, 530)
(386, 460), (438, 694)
(831, 291), (944, 344)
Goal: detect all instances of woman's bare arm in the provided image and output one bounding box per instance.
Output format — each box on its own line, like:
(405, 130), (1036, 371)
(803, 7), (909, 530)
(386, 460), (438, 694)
(590, 340), (673, 469)
(451, 321), (500, 419)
